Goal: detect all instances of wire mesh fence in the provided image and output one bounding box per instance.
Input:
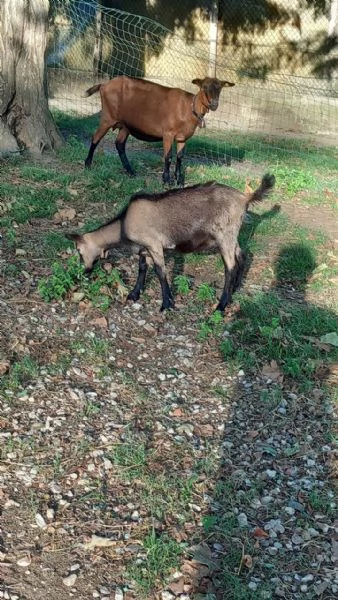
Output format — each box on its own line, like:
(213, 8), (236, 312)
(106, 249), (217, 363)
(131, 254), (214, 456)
(47, 0), (338, 161)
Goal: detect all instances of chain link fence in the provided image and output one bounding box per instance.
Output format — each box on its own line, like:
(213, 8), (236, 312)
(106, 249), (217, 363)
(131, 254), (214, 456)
(47, 0), (338, 157)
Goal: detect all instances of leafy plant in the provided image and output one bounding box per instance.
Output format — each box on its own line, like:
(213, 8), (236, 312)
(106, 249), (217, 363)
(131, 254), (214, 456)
(38, 255), (127, 308)
(173, 274), (191, 296)
(38, 255), (85, 301)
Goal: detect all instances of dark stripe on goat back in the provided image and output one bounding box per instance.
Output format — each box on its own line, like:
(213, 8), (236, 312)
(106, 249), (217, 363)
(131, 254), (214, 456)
(129, 181), (218, 204)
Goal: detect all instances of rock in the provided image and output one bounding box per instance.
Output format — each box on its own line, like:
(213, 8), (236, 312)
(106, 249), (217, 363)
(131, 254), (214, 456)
(248, 582), (258, 590)
(63, 573), (77, 587)
(35, 513), (47, 529)
(17, 556), (31, 567)
(291, 533), (304, 545)
(301, 574), (314, 583)
(115, 589), (123, 600)
(161, 592), (175, 600)
(237, 513), (248, 527)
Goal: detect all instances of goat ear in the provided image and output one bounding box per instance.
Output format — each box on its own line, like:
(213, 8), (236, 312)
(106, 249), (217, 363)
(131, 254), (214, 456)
(192, 78), (203, 88)
(66, 233), (83, 243)
(221, 80), (235, 87)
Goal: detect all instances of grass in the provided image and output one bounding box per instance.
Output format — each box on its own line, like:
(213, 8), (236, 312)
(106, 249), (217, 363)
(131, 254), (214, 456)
(1, 113), (337, 599)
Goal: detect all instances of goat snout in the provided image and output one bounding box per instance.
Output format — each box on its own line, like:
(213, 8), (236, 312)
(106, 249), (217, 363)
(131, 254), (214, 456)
(209, 99), (219, 111)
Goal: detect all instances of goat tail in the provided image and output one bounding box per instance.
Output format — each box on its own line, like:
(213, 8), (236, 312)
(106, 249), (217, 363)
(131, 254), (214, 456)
(85, 84), (102, 97)
(247, 173), (275, 206)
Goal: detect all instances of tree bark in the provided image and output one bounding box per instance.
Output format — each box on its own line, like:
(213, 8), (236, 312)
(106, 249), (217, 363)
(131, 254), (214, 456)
(0, 0), (62, 155)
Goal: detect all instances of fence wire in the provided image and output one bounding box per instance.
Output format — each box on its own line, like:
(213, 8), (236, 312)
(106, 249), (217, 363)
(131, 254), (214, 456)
(47, 0), (338, 159)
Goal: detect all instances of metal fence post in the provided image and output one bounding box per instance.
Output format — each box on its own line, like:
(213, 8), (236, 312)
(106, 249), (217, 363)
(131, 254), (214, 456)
(208, 0), (218, 77)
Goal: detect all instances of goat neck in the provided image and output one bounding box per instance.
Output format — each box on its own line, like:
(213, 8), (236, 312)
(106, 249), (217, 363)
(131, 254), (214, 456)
(192, 93), (208, 127)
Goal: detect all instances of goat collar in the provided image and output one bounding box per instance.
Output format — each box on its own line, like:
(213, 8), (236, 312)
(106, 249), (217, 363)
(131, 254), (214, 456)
(192, 94), (207, 128)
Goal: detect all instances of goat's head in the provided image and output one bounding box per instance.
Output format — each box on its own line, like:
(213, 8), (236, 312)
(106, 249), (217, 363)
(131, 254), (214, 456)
(66, 233), (102, 271)
(192, 77), (235, 111)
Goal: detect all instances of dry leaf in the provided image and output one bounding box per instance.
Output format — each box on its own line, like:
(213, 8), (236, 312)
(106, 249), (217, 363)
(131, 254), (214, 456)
(168, 577), (185, 595)
(54, 208), (76, 223)
(261, 360), (283, 382)
(252, 526), (269, 539)
(81, 535), (118, 550)
(90, 316), (108, 329)
(245, 178), (253, 195)
(0, 360), (10, 376)
(242, 554), (253, 569)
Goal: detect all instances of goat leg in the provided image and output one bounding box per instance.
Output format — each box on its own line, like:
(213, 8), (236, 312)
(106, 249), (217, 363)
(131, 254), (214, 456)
(162, 137), (173, 185)
(154, 264), (175, 311)
(115, 128), (135, 176)
(174, 143), (186, 187)
(127, 252), (149, 302)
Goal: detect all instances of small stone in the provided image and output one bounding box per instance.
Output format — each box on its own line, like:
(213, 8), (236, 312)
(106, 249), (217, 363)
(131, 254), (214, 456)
(261, 495), (273, 505)
(314, 581), (329, 595)
(284, 506), (295, 516)
(63, 573), (77, 587)
(161, 592), (175, 600)
(301, 574), (314, 583)
(35, 513), (47, 529)
(248, 582), (258, 591)
(250, 498), (262, 509)
(70, 563), (80, 572)
(99, 586), (110, 595)
(300, 584), (308, 592)
(92, 592), (100, 599)
(17, 556), (31, 567)
(131, 510), (139, 521)
(266, 469), (277, 479)
(238, 369), (245, 377)
(87, 463), (96, 472)
(291, 533), (303, 545)
(46, 508), (55, 521)
(158, 373), (166, 381)
(237, 513), (248, 527)
(308, 527), (319, 537)
(115, 589), (123, 600)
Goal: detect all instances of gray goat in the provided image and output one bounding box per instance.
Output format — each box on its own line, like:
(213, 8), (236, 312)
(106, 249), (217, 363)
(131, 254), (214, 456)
(67, 174), (275, 312)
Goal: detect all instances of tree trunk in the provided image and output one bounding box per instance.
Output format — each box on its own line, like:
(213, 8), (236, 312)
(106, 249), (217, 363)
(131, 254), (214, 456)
(0, 0), (63, 155)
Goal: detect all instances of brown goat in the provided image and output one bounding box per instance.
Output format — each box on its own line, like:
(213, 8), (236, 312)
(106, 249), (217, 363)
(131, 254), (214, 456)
(67, 174), (275, 312)
(84, 75), (234, 185)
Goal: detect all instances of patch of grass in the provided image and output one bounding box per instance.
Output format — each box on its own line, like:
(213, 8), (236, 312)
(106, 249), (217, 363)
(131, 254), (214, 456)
(275, 242), (317, 286)
(20, 165), (74, 186)
(198, 310), (224, 341)
(106, 438), (148, 480)
(42, 232), (72, 258)
(128, 530), (183, 597)
(221, 291), (338, 379)
(0, 184), (59, 225)
(197, 282), (216, 303)
(173, 274), (191, 296)
(1, 357), (39, 393)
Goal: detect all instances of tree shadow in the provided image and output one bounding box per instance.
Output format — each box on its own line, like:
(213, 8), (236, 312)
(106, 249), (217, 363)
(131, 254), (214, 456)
(188, 242), (337, 598)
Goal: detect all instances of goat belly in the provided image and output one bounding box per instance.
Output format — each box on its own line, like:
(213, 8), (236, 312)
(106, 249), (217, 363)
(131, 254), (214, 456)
(128, 127), (162, 142)
(176, 237), (212, 253)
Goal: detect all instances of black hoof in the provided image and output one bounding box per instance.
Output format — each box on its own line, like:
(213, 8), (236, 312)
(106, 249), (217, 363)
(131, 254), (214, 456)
(160, 298), (175, 312)
(84, 161), (92, 169)
(127, 290), (140, 302)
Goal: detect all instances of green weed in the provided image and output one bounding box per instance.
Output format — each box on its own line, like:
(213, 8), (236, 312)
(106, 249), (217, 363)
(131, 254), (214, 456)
(38, 254), (127, 308)
(129, 530), (183, 596)
(173, 274), (191, 296)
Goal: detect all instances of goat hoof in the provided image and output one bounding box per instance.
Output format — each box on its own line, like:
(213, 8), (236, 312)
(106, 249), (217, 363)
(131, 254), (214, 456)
(84, 161), (92, 169)
(127, 290), (140, 302)
(160, 299), (175, 312)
